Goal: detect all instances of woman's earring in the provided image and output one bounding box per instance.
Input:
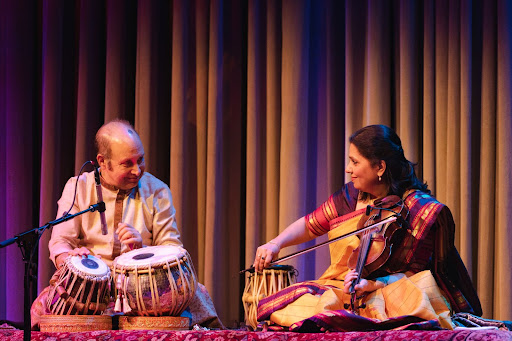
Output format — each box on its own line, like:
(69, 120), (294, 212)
(379, 176), (382, 181)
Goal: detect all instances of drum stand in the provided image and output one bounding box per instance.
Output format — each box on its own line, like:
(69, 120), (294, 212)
(0, 202), (106, 341)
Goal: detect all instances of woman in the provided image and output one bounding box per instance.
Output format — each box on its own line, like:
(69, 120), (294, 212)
(253, 125), (481, 331)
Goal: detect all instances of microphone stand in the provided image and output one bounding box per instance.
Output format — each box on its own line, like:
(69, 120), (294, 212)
(0, 202), (106, 341)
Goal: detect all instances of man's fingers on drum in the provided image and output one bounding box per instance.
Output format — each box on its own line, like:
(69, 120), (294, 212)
(116, 222), (136, 235)
(69, 247), (89, 257)
(122, 238), (139, 247)
(118, 228), (140, 243)
(116, 226), (129, 237)
(118, 229), (135, 241)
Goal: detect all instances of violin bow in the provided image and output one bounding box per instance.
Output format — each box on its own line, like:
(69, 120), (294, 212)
(240, 215), (397, 274)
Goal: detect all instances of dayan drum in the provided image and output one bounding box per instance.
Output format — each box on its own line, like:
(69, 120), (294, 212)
(242, 264), (298, 329)
(112, 245), (197, 317)
(46, 254), (111, 316)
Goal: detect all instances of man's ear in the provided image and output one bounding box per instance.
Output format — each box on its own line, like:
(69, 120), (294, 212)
(96, 154), (105, 168)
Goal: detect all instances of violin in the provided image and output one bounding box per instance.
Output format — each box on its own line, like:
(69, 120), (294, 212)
(346, 195), (409, 313)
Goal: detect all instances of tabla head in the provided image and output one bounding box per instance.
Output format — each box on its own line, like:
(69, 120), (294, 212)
(114, 245), (188, 269)
(68, 254), (110, 277)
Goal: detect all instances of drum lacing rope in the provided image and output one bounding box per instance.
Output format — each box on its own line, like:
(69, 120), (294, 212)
(73, 274), (89, 314)
(163, 252), (196, 316)
(84, 280), (96, 314)
(165, 257), (179, 315)
(244, 270), (267, 329)
(147, 261), (159, 316)
(243, 267), (298, 330)
(187, 253), (198, 297)
(47, 262), (73, 315)
(134, 265), (146, 315)
(179, 253), (197, 315)
(62, 260), (80, 314)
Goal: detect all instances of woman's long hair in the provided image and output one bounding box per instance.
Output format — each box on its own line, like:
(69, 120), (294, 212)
(349, 125), (429, 200)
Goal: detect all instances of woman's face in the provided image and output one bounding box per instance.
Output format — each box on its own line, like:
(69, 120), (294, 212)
(346, 143), (384, 197)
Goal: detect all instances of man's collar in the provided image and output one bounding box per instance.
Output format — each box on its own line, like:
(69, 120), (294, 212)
(99, 173), (135, 195)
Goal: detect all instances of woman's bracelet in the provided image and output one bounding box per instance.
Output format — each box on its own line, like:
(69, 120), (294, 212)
(267, 240), (279, 247)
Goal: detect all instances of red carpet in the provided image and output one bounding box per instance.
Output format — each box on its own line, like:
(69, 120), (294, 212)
(1, 328), (512, 341)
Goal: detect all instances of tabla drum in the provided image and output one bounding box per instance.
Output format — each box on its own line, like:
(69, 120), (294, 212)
(242, 264), (298, 329)
(112, 245), (197, 318)
(46, 254), (111, 316)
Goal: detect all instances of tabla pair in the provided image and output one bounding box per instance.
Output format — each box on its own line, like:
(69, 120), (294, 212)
(41, 245), (196, 331)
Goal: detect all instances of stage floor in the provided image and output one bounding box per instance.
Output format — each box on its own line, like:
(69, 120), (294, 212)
(1, 328), (512, 341)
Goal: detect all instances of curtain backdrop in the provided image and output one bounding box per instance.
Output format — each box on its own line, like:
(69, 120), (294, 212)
(1, 0), (511, 326)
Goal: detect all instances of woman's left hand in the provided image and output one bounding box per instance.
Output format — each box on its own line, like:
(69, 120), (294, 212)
(343, 269), (378, 295)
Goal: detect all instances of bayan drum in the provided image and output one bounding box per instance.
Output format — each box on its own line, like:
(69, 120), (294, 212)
(242, 264), (298, 329)
(46, 254), (111, 316)
(112, 245), (197, 317)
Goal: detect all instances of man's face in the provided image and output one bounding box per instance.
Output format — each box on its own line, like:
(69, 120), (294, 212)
(98, 136), (145, 190)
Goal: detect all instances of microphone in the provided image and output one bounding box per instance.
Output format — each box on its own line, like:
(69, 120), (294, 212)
(93, 162), (108, 235)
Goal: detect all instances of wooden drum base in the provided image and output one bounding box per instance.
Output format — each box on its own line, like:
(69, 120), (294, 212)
(118, 316), (190, 330)
(39, 315), (112, 332)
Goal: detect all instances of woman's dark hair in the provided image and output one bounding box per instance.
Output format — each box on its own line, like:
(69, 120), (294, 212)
(349, 125), (429, 199)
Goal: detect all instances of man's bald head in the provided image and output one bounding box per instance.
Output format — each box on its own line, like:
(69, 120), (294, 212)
(95, 120), (141, 159)
(95, 120), (146, 190)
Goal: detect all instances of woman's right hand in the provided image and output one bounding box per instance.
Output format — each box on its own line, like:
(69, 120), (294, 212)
(253, 241), (281, 272)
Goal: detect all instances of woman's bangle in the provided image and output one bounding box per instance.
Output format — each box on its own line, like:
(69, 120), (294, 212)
(268, 240), (279, 247)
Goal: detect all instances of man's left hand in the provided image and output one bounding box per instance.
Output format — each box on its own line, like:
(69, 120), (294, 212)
(116, 222), (143, 249)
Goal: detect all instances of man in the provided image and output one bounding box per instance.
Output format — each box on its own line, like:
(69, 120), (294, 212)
(32, 120), (222, 329)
